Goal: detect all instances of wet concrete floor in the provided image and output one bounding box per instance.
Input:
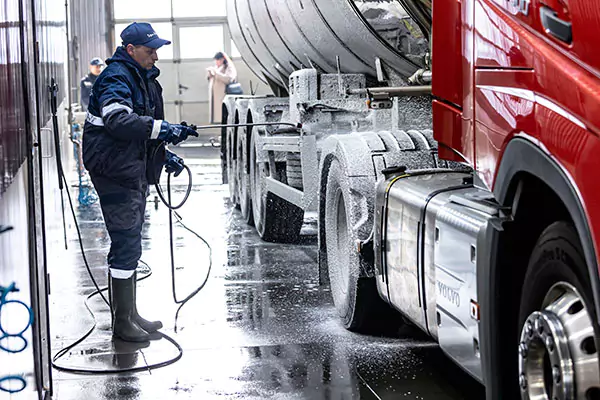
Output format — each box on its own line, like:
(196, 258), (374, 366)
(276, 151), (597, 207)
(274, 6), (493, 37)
(49, 145), (485, 399)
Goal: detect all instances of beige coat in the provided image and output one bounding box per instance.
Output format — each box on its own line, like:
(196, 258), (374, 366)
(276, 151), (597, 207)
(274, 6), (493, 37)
(208, 62), (237, 124)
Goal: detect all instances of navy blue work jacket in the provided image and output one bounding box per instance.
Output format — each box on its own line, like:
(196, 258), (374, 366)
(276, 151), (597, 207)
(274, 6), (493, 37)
(82, 46), (164, 190)
(80, 73), (98, 111)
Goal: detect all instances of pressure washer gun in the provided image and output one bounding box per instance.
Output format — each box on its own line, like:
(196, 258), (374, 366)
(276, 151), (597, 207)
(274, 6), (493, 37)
(183, 121), (300, 132)
(181, 121), (198, 131)
(181, 121), (302, 149)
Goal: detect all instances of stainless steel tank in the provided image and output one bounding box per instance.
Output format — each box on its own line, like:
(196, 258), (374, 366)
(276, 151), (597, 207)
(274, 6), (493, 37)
(227, 0), (431, 93)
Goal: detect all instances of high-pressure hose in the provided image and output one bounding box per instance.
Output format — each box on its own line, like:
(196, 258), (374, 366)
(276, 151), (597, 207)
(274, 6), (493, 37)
(152, 141), (213, 330)
(49, 111), (294, 374)
(52, 155), (211, 373)
(51, 164), (191, 374)
(50, 124), (211, 375)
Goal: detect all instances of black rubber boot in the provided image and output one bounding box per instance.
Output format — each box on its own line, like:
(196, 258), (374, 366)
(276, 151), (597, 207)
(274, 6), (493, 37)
(110, 275), (150, 343)
(132, 272), (163, 333)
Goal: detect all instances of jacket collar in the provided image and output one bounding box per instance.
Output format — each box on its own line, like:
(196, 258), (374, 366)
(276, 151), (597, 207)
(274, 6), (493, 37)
(107, 46), (161, 81)
(147, 66), (160, 80)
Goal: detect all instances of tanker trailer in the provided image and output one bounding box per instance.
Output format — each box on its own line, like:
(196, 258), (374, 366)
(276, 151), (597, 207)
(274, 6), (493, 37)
(224, 0), (434, 241)
(224, 0), (600, 397)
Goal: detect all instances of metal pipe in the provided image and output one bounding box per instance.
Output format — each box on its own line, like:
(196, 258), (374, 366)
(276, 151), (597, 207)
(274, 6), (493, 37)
(347, 85), (432, 97)
(408, 69), (432, 85)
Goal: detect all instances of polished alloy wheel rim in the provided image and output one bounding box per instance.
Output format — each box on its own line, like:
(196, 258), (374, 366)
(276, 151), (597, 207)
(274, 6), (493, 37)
(519, 282), (600, 399)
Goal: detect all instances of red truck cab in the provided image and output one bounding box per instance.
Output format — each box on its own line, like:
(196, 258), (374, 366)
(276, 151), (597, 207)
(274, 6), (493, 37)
(433, 0), (600, 397)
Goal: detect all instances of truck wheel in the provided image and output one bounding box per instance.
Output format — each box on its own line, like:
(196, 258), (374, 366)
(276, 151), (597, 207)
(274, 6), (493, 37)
(250, 131), (303, 243)
(237, 128), (254, 225)
(325, 158), (393, 332)
(518, 221), (600, 399)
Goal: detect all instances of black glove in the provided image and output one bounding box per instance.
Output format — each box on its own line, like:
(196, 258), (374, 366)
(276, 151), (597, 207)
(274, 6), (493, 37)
(165, 151), (185, 177)
(158, 121), (198, 145)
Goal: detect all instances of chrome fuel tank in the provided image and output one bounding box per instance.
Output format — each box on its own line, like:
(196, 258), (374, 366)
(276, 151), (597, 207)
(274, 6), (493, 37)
(226, 0), (429, 92)
(374, 171), (472, 330)
(375, 170), (503, 382)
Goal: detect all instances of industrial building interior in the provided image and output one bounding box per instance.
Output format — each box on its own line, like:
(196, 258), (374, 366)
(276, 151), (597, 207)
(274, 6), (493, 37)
(2, 0), (600, 399)
(2, 1), (479, 398)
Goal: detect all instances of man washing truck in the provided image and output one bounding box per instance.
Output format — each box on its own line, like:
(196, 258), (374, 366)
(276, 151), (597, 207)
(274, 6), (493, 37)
(83, 22), (197, 342)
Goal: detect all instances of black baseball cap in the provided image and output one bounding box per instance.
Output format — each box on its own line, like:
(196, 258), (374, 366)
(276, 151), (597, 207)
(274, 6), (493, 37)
(90, 57), (105, 66)
(120, 22), (171, 49)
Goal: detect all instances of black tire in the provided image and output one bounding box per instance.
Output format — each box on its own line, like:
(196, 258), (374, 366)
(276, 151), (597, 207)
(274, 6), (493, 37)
(250, 131), (304, 243)
(518, 221), (600, 398)
(237, 128), (253, 225)
(221, 126), (228, 185)
(227, 126), (239, 207)
(325, 158), (396, 332)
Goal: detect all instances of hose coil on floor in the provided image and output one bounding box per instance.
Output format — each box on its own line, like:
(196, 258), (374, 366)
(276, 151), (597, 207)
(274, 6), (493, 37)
(51, 141), (211, 375)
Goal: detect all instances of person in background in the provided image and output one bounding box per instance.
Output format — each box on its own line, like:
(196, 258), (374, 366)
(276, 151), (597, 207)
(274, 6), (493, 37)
(80, 57), (105, 111)
(207, 52), (238, 124)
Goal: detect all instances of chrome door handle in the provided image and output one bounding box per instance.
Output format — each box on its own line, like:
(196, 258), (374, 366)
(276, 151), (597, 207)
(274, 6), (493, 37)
(540, 6), (572, 44)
